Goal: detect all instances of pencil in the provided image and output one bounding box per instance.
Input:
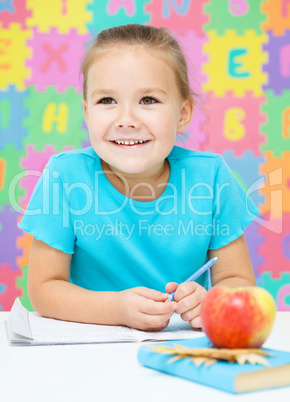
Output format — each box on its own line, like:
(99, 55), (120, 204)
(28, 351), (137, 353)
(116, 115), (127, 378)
(167, 257), (218, 301)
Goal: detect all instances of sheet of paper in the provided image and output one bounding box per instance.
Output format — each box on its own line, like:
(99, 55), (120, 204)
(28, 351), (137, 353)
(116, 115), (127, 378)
(29, 311), (136, 343)
(9, 298), (136, 344)
(9, 298), (32, 339)
(133, 314), (203, 342)
(7, 298), (204, 345)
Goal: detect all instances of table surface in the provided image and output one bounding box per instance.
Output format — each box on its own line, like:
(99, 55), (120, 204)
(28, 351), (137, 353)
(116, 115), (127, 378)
(1, 312), (290, 402)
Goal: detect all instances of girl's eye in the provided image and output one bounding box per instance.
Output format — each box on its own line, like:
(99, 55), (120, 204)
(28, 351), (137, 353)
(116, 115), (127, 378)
(98, 97), (116, 104)
(141, 97), (157, 105)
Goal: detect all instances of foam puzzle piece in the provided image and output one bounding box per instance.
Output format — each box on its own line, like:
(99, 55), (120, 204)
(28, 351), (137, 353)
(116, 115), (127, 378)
(172, 29), (208, 150)
(203, 92), (266, 155)
(222, 150), (265, 207)
(259, 151), (290, 218)
(244, 220), (264, 283)
(205, 0), (266, 34)
(263, 31), (290, 95)
(81, 120), (90, 148)
(16, 265), (33, 311)
(262, 0), (290, 36)
(259, 212), (290, 278)
(0, 157), (5, 190)
(203, 30), (268, 97)
(0, 144), (25, 210)
(261, 90), (290, 156)
(23, 86), (87, 151)
(0, 22), (31, 90)
(0, 263), (22, 311)
(0, 0), (31, 29)
(0, 205), (22, 271)
(277, 281), (290, 311)
(88, 0), (151, 36)
(26, 0), (92, 34)
(146, 0), (209, 36)
(261, 272), (290, 311)
(16, 222), (33, 269)
(0, 86), (28, 150)
(27, 28), (90, 93)
(19, 144), (58, 206)
(175, 29), (208, 94)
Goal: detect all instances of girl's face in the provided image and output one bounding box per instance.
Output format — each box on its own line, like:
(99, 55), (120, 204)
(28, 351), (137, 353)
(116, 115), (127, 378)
(83, 46), (192, 176)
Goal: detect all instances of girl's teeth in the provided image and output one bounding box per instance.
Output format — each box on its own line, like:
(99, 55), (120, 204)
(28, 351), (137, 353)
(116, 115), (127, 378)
(114, 140), (147, 145)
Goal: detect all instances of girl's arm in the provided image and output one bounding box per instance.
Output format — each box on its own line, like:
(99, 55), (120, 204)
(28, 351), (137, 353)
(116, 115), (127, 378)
(28, 238), (176, 329)
(28, 237), (121, 324)
(209, 234), (256, 288)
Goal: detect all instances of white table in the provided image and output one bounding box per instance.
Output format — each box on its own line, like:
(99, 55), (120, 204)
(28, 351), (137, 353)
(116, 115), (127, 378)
(0, 312), (290, 402)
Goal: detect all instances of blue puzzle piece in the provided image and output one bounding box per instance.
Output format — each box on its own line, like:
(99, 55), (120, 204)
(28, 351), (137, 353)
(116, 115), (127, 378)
(0, 86), (28, 150)
(222, 150), (265, 208)
(0, 0), (14, 13)
(87, 0), (151, 36)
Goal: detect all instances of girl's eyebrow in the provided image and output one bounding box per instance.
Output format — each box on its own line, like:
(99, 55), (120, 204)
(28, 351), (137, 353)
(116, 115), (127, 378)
(90, 89), (116, 99)
(90, 87), (167, 100)
(139, 87), (167, 95)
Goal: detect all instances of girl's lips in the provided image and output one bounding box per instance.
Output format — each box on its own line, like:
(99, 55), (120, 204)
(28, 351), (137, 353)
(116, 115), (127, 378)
(110, 140), (150, 146)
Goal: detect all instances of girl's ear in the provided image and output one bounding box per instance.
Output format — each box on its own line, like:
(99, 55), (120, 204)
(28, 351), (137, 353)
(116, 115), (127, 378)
(82, 99), (89, 126)
(177, 98), (194, 132)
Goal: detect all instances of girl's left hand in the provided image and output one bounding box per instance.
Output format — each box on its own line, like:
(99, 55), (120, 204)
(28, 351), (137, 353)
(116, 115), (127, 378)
(165, 282), (207, 329)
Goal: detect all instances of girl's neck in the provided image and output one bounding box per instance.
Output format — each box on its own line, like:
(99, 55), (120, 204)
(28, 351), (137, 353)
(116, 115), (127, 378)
(101, 159), (170, 202)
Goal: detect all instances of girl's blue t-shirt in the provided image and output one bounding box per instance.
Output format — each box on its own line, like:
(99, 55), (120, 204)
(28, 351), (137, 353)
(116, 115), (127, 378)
(18, 145), (259, 292)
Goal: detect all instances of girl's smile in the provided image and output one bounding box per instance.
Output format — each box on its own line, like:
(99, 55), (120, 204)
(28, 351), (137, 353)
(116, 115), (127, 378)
(110, 139), (150, 146)
(82, 46), (193, 182)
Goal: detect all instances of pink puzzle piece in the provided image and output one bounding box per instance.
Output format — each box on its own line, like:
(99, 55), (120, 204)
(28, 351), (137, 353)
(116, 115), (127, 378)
(0, 264), (22, 311)
(259, 213), (290, 278)
(174, 30), (208, 150)
(203, 92), (266, 156)
(146, 0), (209, 36)
(0, 0), (31, 29)
(26, 28), (90, 93)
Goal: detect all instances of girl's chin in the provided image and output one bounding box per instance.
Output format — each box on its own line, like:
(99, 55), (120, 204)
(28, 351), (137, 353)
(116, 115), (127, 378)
(101, 157), (166, 177)
(111, 166), (150, 175)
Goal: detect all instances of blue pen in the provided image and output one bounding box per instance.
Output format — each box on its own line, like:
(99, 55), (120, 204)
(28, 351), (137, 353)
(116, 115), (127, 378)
(167, 257), (218, 301)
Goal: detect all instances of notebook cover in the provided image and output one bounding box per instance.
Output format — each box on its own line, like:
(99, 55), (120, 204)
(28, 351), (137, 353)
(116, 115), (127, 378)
(137, 336), (290, 394)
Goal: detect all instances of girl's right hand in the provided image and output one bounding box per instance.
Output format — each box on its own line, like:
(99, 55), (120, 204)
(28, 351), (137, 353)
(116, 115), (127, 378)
(118, 287), (177, 331)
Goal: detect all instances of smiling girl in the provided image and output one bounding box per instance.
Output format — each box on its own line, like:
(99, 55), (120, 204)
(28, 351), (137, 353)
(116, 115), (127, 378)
(19, 24), (258, 331)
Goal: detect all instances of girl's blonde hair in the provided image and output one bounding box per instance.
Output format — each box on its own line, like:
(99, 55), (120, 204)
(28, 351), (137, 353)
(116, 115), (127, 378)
(81, 23), (197, 104)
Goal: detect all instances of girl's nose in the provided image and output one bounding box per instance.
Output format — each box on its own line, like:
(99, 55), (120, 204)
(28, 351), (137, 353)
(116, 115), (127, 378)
(114, 108), (139, 129)
(115, 121), (136, 129)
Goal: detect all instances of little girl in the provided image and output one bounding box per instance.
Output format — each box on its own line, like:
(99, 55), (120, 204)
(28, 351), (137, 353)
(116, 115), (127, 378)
(19, 24), (258, 331)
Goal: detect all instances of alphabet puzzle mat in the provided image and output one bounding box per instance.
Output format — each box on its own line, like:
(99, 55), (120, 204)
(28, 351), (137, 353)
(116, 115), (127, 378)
(0, 0), (289, 311)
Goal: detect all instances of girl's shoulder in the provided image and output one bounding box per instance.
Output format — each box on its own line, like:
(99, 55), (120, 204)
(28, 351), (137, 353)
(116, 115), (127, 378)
(168, 145), (221, 166)
(51, 146), (97, 163)
(46, 147), (99, 180)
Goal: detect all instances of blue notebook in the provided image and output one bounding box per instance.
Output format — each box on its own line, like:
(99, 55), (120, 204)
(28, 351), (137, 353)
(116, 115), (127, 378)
(137, 336), (290, 394)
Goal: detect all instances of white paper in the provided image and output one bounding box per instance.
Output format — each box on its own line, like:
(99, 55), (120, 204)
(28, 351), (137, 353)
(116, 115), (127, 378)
(7, 298), (203, 345)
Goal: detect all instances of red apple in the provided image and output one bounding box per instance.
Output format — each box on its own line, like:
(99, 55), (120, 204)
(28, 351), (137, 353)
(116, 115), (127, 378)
(200, 286), (276, 349)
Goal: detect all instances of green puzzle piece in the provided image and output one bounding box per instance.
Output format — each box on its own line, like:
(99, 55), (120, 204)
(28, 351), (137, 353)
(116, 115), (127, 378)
(17, 265), (34, 311)
(260, 272), (290, 310)
(23, 86), (88, 152)
(261, 90), (290, 157)
(204, 0), (266, 35)
(0, 145), (26, 211)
